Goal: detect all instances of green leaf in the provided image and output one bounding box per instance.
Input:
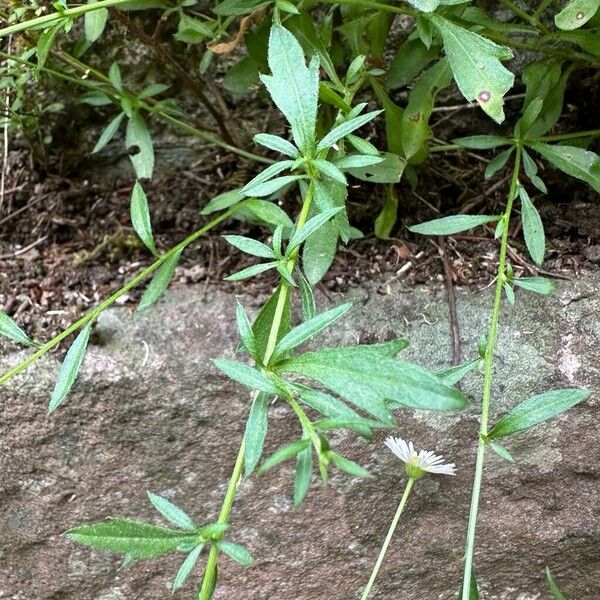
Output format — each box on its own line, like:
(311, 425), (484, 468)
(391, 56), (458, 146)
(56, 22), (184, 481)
(259, 24), (319, 154)
(271, 302), (353, 362)
(513, 276), (555, 295)
(374, 185), (398, 239)
(84, 1), (108, 43)
(66, 518), (197, 559)
(313, 159), (347, 184)
(244, 392), (269, 477)
(436, 357), (480, 385)
(489, 440), (514, 462)
(201, 189), (245, 215)
(431, 15), (514, 123)
(138, 250), (181, 311)
(213, 359), (280, 395)
(298, 272), (316, 320)
(293, 445), (313, 506)
(453, 135), (511, 149)
(409, 214), (499, 235)
(147, 492), (196, 531)
(401, 59), (452, 159)
(288, 207), (342, 252)
(224, 261), (277, 282)
(253, 133), (299, 157)
(242, 161), (296, 193)
(138, 83), (170, 100)
(172, 544), (204, 592)
(197, 522), (230, 540)
(126, 113), (154, 179)
(108, 62), (122, 90)
(243, 198), (294, 229)
(130, 181), (157, 255)
(334, 154), (383, 170)
(485, 147), (515, 179)
(0, 310), (34, 347)
(518, 185), (545, 265)
(92, 112), (125, 154)
(223, 235), (275, 259)
(328, 452), (370, 477)
(302, 220), (338, 285)
(469, 571), (480, 600)
(37, 22), (63, 70)
(346, 152), (405, 184)
(259, 438), (311, 472)
(529, 143), (600, 193)
(252, 286), (292, 358)
(317, 110), (382, 152)
(312, 179), (351, 242)
(346, 134), (380, 156)
(276, 344), (469, 422)
(49, 324), (92, 413)
(242, 175), (303, 198)
(504, 282), (515, 305)
(216, 540), (253, 566)
(555, 0), (600, 30)
(546, 568), (567, 600)
(388, 38), (440, 90)
(488, 388), (591, 439)
(236, 302), (258, 359)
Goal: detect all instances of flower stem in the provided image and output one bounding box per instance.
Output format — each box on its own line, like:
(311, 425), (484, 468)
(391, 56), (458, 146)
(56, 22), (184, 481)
(460, 147), (522, 599)
(196, 183), (316, 599)
(361, 477), (416, 600)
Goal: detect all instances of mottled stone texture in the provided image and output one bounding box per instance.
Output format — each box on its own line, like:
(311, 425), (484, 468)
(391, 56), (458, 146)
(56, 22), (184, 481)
(1, 275), (598, 600)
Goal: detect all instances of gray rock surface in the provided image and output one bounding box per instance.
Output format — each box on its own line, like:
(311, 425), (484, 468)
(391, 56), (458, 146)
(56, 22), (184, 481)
(1, 275), (598, 600)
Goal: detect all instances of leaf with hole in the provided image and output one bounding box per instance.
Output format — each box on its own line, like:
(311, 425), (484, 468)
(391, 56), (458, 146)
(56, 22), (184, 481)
(126, 113), (154, 179)
(555, 0), (600, 30)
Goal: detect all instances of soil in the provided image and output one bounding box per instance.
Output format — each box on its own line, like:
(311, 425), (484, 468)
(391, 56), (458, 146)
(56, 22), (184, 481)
(1, 75), (599, 345)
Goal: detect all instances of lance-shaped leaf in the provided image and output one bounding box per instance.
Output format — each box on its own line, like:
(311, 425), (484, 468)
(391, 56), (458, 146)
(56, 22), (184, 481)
(253, 133), (299, 157)
(224, 261), (277, 282)
(216, 540), (253, 566)
(138, 250), (182, 311)
(529, 143), (600, 193)
(92, 112), (125, 154)
(302, 220), (338, 285)
(147, 493), (196, 531)
(437, 357), (480, 385)
(244, 392), (269, 477)
(84, 1), (108, 43)
(242, 160), (296, 194)
(328, 452), (370, 478)
(213, 359), (280, 395)
(288, 207), (343, 252)
(243, 198), (294, 229)
(293, 444), (313, 506)
(0, 310), (34, 347)
(259, 24), (319, 154)
(236, 302), (258, 359)
(546, 568), (567, 600)
(555, 0), (600, 30)
(487, 388), (590, 439)
(172, 544), (204, 592)
(250, 286), (292, 358)
(223, 235), (275, 259)
(259, 438), (311, 472)
(431, 15), (514, 123)
(126, 113), (154, 180)
(130, 181), (157, 255)
(242, 175), (303, 198)
(276, 344), (469, 422)
(453, 135), (511, 149)
(317, 111), (382, 152)
(513, 276), (555, 295)
(271, 302), (353, 362)
(409, 214), (500, 235)
(49, 324), (92, 413)
(518, 185), (545, 265)
(66, 518), (199, 559)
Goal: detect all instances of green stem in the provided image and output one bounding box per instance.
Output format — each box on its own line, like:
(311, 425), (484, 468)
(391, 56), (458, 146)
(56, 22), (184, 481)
(0, 206), (238, 387)
(535, 128), (600, 142)
(532, 0), (556, 22)
(360, 478), (416, 600)
(197, 183), (315, 599)
(498, 0), (550, 33)
(0, 0), (133, 38)
(460, 147), (522, 600)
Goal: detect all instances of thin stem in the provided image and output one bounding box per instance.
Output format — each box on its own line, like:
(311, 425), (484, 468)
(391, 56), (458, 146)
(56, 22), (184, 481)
(533, 0), (556, 22)
(460, 147), (522, 600)
(0, 0), (133, 38)
(535, 128), (600, 142)
(197, 183), (315, 599)
(360, 478), (416, 600)
(0, 206), (239, 387)
(498, 0), (550, 34)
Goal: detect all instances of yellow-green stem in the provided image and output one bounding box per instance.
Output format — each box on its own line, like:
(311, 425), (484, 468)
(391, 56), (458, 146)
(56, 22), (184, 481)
(460, 147), (522, 599)
(0, 206), (239, 387)
(197, 183), (316, 599)
(360, 478), (416, 600)
(0, 0), (133, 38)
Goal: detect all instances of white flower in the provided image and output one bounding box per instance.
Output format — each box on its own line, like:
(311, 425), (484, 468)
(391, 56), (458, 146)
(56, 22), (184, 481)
(384, 436), (456, 478)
